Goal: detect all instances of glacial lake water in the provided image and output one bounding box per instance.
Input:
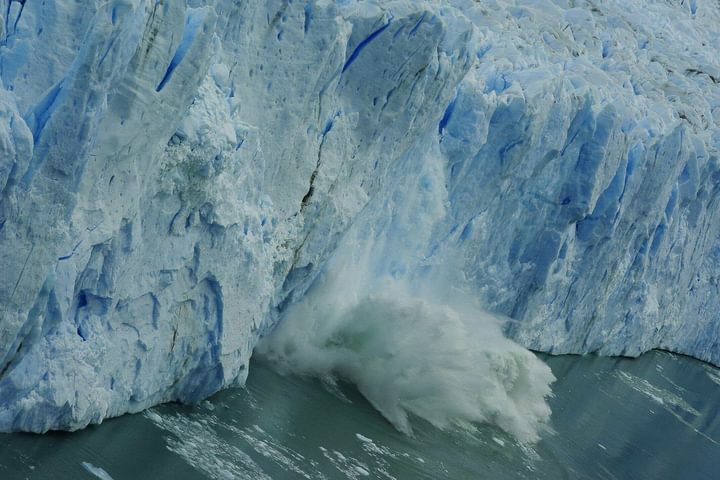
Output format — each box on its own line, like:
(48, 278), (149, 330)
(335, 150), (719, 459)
(1, 350), (719, 479)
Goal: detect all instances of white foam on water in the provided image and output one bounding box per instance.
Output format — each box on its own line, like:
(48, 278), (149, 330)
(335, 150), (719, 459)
(319, 447), (371, 480)
(143, 410), (270, 480)
(81, 462), (113, 480)
(616, 371), (700, 416)
(81, 462), (114, 480)
(355, 434), (373, 443)
(353, 433), (399, 480)
(616, 370), (720, 446)
(146, 409), (332, 479)
(704, 365), (720, 386)
(224, 423), (320, 479)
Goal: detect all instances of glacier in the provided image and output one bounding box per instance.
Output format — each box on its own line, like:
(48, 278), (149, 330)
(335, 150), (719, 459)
(0, 0), (718, 434)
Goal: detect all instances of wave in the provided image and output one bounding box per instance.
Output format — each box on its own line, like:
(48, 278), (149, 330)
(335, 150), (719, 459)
(256, 273), (555, 443)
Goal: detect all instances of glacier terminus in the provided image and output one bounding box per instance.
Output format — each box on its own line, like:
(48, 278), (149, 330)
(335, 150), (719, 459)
(0, 0), (719, 435)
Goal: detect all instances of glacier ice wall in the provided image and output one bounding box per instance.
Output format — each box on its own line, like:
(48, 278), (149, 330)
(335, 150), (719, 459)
(436, 0), (720, 362)
(0, 0), (718, 432)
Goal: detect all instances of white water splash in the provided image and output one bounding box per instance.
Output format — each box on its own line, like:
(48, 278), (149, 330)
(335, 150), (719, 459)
(257, 274), (554, 443)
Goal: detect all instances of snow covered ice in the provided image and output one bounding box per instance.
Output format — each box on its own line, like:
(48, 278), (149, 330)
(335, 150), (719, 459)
(0, 0), (718, 436)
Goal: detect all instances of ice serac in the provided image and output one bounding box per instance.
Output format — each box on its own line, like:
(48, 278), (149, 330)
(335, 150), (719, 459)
(0, 0), (718, 433)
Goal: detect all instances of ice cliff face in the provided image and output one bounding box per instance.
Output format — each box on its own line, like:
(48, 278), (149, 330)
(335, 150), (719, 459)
(0, 0), (718, 432)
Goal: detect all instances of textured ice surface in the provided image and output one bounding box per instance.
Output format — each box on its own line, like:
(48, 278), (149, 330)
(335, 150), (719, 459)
(0, 0), (718, 432)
